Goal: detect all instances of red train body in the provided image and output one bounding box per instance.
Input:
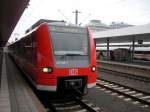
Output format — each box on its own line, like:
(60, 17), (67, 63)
(9, 22), (96, 94)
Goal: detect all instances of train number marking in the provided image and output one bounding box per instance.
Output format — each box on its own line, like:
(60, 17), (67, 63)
(69, 69), (78, 76)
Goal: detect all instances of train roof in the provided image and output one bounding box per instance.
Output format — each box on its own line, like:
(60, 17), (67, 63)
(25, 19), (88, 34)
(9, 20), (88, 46)
(25, 19), (66, 33)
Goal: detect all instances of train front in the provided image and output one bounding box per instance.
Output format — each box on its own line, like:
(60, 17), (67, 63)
(38, 24), (96, 95)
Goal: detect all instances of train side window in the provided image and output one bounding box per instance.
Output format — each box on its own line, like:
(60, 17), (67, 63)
(32, 32), (36, 49)
(31, 32), (37, 66)
(22, 39), (26, 59)
(25, 35), (33, 61)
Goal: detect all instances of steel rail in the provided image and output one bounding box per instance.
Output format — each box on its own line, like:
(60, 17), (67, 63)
(97, 78), (150, 106)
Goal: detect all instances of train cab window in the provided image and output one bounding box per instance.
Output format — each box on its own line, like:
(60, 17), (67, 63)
(49, 26), (89, 56)
(49, 25), (90, 68)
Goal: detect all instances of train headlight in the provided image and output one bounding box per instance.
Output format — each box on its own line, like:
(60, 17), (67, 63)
(42, 67), (53, 73)
(91, 66), (96, 72)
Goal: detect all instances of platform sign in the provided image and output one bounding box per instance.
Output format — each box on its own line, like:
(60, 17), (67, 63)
(138, 40), (143, 44)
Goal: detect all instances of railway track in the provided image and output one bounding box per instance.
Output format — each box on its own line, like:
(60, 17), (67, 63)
(96, 78), (150, 108)
(100, 69), (150, 83)
(36, 86), (102, 112)
(47, 98), (102, 112)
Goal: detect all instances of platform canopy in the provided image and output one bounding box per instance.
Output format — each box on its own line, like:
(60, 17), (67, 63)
(0, 0), (30, 46)
(93, 23), (150, 44)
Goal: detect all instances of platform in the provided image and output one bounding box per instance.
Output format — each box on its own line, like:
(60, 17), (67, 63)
(97, 60), (150, 79)
(0, 52), (45, 112)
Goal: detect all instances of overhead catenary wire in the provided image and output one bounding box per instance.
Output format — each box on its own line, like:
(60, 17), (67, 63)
(58, 9), (72, 24)
(79, 13), (91, 26)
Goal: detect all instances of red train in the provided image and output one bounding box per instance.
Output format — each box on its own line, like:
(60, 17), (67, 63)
(134, 51), (150, 61)
(97, 49), (150, 61)
(9, 20), (97, 95)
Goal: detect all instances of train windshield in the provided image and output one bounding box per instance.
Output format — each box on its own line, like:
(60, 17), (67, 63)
(49, 26), (89, 56)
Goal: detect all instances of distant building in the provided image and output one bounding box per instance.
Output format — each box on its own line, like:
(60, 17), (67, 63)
(86, 20), (133, 32)
(109, 22), (133, 29)
(86, 20), (110, 32)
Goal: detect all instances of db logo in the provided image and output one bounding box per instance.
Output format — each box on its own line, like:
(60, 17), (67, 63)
(69, 69), (78, 76)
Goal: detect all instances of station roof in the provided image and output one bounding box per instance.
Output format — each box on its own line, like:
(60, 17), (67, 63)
(93, 23), (150, 43)
(0, 0), (29, 46)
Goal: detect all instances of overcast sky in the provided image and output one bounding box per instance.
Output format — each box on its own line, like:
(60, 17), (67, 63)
(9, 0), (150, 42)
